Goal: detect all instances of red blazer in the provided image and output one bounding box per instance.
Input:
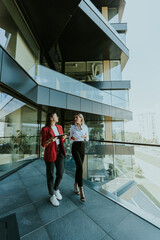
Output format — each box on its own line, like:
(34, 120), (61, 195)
(41, 125), (66, 162)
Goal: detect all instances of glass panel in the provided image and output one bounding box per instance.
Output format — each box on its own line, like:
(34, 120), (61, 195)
(64, 140), (160, 227)
(108, 8), (119, 23)
(0, 0), (40, 74)
(112, 121), (125, 141)
(86, 61), (104, 81)
(110, 60), (122, 80)
(111, 90), (129, 102)
(112, 95), (128, 109)
(0, 91), (39, 177)
(65, 61), (104, 82)
(30, 64), (114, 107)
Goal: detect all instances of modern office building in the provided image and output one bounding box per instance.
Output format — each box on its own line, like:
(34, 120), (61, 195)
(1, 0), (160, 238)
(0, 0), (131, 168)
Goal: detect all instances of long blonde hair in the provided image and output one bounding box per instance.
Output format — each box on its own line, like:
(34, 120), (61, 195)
(76, 113), (85, 125)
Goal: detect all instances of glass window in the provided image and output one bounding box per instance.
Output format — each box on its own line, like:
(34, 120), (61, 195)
(112, 121), (125, 141)
(108, 8), (119, 23)
(110, 60), (122, 80)
(111, 90), (129, 102)
(0, 90), (39, 177)
(0, 0), (40, 75)
(65, 61), (104, 82)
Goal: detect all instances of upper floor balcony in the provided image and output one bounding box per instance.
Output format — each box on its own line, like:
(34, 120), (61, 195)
(0, 45), (132, 120)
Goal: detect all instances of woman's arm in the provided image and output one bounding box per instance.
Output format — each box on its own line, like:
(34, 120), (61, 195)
(41, 128), (57, 147)
(60, 126), (67, 142)
(69, 126), (77, 141)
(41, 128), (48, 147)
(81, 125), (89, 141)
(85, 126), (89, 141)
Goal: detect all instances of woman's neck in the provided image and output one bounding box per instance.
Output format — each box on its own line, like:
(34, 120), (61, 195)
(76, 123), (81, 129)
(51, 122), (56, 127)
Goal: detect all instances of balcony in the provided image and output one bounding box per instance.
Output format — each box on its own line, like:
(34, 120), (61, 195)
(0, 45), (132, 120)
(0, 159), (160, 240)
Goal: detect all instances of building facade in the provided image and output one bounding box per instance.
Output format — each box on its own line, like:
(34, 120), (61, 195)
(0, 0), (132, 173)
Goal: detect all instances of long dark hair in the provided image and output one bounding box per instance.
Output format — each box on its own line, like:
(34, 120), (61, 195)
(45, 112), (56, 127)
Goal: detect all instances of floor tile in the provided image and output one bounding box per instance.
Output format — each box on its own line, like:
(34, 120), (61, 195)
(34, 194), (77, 224)
(46, 209), (105, 240)
(81, 196), (130, 233)
(0, 189), (31, 215)
(21, 227), (51, 240)
(10, 204), (43, 237)
(109, 213), (160, 240)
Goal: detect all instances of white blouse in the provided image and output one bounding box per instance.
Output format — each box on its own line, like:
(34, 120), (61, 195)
(69, 124), (89, 142)
(51, 125), (60, 145)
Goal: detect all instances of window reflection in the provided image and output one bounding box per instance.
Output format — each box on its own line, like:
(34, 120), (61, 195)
(110, 60), (122, 80)
(0, 0), (40, 75)
(65, 61), (104, 82)
(108, 8), (119, 23)
(0, 91), (39, 176)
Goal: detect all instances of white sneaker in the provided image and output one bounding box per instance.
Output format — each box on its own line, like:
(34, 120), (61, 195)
(50, 194), (59, 206)
(54, 189), (62, 200)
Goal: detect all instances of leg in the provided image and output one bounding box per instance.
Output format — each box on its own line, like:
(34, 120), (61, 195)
(80, 142), (85, 164)
(72, 143), (83, 187)
(45, 161), (54, 196)
(54, 148), (64, 191)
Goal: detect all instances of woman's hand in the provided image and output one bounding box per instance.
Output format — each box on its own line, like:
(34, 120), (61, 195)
(62, 135), (67, 141)
(52, 137), (58, 142)
(45, 137), (58, 145)
(71, 136), (77, 141)
(81, 135), (87, 139)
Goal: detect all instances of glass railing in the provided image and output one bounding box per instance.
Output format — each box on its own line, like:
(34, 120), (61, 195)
(0, 136), (39, 178)
(64, 139), (160, 228)
(0, 45), (129, 111)
(29, 64), (129, 110)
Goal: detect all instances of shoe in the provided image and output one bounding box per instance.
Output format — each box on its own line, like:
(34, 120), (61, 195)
(54, 189), (62, 200)
(50, 194), (59, 206)
(74, 183), (80, 195)
(80, 187), (86, 202)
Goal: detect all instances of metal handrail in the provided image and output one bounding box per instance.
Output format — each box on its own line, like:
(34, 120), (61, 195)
(90, 140), (160, 147)
(1, 136), (160, 147)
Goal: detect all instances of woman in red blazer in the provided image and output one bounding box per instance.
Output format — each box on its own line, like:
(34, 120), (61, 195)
(41, 112), (66, 207)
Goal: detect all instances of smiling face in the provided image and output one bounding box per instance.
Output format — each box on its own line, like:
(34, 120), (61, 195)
(75, 115), (81, 124)
(50, 113), (59, 123)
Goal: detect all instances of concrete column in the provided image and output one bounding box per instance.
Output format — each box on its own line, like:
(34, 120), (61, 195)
(103, 60), (110, 81)
(102, 7), (108, 20)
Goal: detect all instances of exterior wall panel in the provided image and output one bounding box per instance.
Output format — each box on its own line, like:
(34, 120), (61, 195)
(37, 86), (49, 105)
(1, 51), (36, 95)
(67, 95), (81, 111)
(81, 98), (93, 113)
(50, 89), (67, 109)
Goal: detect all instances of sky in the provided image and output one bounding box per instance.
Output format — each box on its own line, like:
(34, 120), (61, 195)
(121, 0), (160, 133)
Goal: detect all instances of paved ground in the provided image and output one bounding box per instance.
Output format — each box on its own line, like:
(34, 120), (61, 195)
(0, 159), (160, 240)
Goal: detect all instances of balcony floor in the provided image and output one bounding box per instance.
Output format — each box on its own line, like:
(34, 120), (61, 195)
(0, 159), (160, 240)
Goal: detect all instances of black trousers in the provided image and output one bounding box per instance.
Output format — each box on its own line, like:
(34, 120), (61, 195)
(45, 145), (64, 196)
(72, 141), (85, 187)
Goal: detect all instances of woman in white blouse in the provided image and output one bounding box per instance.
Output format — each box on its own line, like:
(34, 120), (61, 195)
(70, 113), (89, 202)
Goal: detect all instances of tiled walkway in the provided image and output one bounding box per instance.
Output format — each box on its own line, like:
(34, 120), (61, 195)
(0, 159), (160, 240)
